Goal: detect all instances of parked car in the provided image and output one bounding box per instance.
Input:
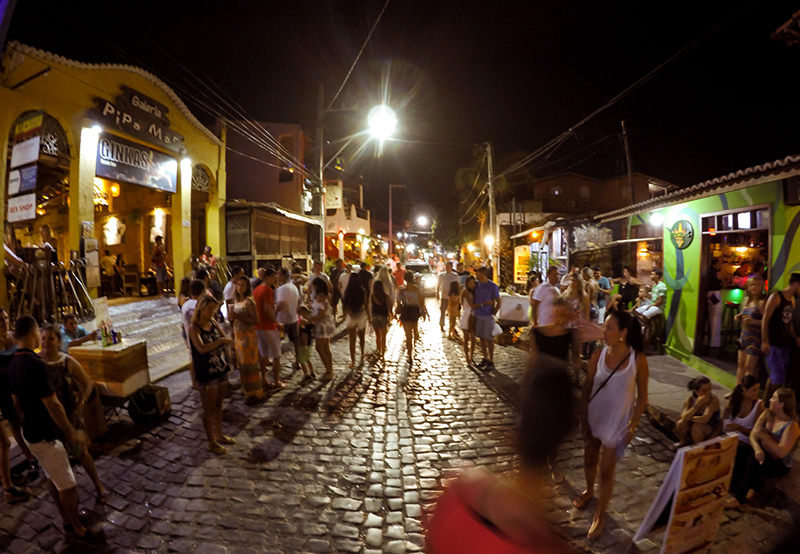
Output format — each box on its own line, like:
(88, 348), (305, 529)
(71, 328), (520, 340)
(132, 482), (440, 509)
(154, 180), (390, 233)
(404, 262), (437, 296)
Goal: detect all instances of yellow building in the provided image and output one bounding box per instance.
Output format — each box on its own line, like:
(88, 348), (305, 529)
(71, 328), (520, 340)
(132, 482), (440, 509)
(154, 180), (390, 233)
(1, 42), (226, 303)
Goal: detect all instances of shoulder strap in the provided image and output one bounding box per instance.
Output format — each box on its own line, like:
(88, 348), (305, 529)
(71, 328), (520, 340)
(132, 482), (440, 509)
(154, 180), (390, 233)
(589, 350), (633, 403)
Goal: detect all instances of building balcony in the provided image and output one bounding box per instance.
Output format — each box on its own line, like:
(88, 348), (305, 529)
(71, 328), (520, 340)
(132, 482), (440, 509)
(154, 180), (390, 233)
(325, 204), (371, 236)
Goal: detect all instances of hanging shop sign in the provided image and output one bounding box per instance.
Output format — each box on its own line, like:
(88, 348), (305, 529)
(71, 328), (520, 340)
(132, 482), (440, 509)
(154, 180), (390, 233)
(325, 182), (343, 209)
(514, 245), (530, 284)
(10, 136), (40, 169)
(96, 133), (177, 193)
(7, 164), (37, 196)
(669, 220), (694, 250)
(7, 193), (37, 222)
(91, 86), (185, 153)
(13, 110), (44, 142)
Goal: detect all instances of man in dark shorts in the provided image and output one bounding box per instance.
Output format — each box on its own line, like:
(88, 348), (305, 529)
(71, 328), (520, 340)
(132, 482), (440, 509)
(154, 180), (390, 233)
(8, 316), (105, 546)
(473, 267), (501, 371)
(762, 273), (800, 404)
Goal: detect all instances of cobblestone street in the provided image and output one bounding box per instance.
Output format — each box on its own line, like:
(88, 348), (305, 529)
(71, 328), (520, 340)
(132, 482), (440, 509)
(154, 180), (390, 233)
(1, 300), (796, 553)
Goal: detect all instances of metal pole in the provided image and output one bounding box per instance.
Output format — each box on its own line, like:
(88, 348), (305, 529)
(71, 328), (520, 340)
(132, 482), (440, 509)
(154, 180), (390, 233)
(486, 142), (497, 284)
(388, 187), (393, 258)
(317, 83), (326, 263)
(621, 120), (635, 204)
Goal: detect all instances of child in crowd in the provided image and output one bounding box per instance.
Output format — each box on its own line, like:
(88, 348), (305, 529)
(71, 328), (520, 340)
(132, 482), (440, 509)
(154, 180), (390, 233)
(297, 306), (315, 379)
(447, 281), (461, 339)
(632, 285), (649, 311)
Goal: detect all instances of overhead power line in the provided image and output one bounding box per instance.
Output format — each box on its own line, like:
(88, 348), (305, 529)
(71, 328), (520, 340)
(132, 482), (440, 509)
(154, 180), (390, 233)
(498, 0), (758, 180)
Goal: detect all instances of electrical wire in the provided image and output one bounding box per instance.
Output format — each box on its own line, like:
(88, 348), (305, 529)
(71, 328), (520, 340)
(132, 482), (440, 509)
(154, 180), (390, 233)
(102, 6), (307, 174)
(498, 0), (758, 179)
(459, 151), (487, 204)
(326, 0), (392, 111)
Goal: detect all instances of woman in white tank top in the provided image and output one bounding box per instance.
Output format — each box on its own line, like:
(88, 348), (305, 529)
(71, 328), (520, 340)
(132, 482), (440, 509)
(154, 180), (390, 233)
(573, 310), (649, 540)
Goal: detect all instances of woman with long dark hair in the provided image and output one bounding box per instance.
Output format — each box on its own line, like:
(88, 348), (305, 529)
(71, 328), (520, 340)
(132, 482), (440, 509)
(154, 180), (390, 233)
(675, 376), (722, 446)
(177, 277), (192, 309)
(343, 273), (368, 368)
(370, 280), (392, 362)
(727, 388), (800, 508)
(733, 276), (766, 388)
(574, 310), (649, 540)
(723, 375), (764, 484)
(460, 276), (478, 364)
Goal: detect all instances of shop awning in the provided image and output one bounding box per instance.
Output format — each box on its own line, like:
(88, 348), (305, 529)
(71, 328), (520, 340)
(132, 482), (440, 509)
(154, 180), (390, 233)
(510, 220), (558, 239)
(226, 201), (322, 227)
(570, 236), (662, 255)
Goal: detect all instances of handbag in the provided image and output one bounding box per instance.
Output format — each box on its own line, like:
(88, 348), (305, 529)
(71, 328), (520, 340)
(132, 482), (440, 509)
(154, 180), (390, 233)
(589, 350), (632, 403)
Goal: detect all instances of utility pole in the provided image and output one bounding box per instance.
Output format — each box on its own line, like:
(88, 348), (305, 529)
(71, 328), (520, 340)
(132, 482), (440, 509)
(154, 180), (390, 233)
(486, 142), (498, 284)
(316, 83), (326, 263)
(621, 120), (635, 205)
(388, 184), (404, 259)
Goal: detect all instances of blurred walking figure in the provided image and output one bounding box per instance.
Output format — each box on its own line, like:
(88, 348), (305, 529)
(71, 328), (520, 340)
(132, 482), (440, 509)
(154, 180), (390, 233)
(447, 281), (461, 339)
(311, 281), (335, 380)
(342, 273), (368, 368)
(427, 355), (576, 554)
(574, 310), (649, 540)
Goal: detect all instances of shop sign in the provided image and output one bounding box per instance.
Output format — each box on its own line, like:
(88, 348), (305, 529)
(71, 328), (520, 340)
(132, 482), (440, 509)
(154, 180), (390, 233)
(7, 164), (37, 196)
(635, 435), (736, 553)
(325, 182), (343, 209)
(96, 133), (177, 193)
(7, 193), (36, 222)
(13, 110), (44, 142)
(669, 220), (694, 250)
(91, 86), (185, 153)
(514, 245), (530, 284)
(10, 136), (40, 169)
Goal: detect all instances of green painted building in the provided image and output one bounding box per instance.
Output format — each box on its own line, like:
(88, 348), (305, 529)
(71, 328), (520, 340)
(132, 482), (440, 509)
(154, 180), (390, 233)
(596, 154), (800, 386)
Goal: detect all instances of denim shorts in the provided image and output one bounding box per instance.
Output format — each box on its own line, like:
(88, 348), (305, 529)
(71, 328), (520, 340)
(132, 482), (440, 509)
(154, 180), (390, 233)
(767, 345), (790, 384)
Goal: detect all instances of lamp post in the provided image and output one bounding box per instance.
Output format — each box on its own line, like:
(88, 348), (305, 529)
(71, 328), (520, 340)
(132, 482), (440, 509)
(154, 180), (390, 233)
(316, 87), (397, 263)
(388, 184), (404, 259)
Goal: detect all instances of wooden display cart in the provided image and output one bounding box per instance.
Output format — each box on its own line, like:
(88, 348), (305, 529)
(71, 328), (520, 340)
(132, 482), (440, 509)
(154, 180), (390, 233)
(70, 339), (170, 425)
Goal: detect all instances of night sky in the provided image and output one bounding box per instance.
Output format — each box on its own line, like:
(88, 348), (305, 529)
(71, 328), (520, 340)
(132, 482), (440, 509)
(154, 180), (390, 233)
(7, 0), (800, 239)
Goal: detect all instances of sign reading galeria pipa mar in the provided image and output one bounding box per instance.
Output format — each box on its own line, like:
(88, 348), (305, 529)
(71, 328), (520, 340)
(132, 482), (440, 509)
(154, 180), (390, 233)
(96, 133), (177, 193)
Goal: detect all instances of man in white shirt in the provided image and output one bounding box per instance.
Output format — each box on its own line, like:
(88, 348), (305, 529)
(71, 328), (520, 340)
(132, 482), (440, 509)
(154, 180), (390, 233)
(181, 279), (208, 347)
(306, 260), (331, 303)
(531, 266), (561, 327)
(275, 268), (300, 365)
(223, 266), (244, 312)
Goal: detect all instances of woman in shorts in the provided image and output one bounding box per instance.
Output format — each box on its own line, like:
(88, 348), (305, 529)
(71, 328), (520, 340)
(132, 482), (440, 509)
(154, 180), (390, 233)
(189, 296), (234, 455)
(311, 281), (335, 380)
(397, 270), (427, 363)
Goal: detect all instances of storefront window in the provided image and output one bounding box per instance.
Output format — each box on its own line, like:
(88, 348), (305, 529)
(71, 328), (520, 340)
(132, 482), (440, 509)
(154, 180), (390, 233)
(701, 208), (768, 235)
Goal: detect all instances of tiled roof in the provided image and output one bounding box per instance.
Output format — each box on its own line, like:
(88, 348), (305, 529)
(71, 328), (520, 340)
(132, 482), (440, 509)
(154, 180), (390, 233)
(6, 41), (223, 146)
(596, 153), (800, 221)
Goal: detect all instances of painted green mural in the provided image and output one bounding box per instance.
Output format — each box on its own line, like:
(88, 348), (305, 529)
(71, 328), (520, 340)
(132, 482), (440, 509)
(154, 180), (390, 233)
(647, 180), (800, 360)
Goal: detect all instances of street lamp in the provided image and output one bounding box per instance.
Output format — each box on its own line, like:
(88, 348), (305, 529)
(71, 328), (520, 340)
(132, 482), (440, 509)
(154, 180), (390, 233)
(368, 105), (397, 140)
(484, 235), (495, 248)
(317, 86), (398, 263)
(417, 216), (428, 227)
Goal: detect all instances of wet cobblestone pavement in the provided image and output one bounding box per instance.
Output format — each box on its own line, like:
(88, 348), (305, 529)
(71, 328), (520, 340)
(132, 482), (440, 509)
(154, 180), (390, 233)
(1, 299), (796, 553)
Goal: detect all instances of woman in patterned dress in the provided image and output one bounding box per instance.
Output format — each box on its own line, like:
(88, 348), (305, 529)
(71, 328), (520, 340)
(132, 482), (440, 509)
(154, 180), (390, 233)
(734, 276), (766, 387)
(229, 277), (263, 402)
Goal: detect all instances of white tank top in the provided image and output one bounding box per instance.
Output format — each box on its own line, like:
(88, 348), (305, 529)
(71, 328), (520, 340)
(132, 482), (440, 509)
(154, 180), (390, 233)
(587, 346), (638, 449)
(724, 399), (761, 445)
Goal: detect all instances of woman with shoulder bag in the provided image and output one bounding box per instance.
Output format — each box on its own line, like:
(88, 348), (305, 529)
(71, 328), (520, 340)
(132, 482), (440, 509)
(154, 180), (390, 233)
(189, 296), (234, 455)
(573, 310), (649, 540)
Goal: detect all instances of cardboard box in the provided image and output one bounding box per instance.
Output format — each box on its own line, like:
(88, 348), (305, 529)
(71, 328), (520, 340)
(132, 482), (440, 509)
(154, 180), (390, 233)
(95, 368), (150, 398)
(70, 339), (148, 384)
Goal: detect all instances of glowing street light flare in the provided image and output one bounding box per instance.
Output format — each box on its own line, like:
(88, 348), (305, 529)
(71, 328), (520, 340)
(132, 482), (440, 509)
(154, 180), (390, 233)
(417, 216), (428, 226)
(484, 235), (495, 248)
(368, 105), (397, 140)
